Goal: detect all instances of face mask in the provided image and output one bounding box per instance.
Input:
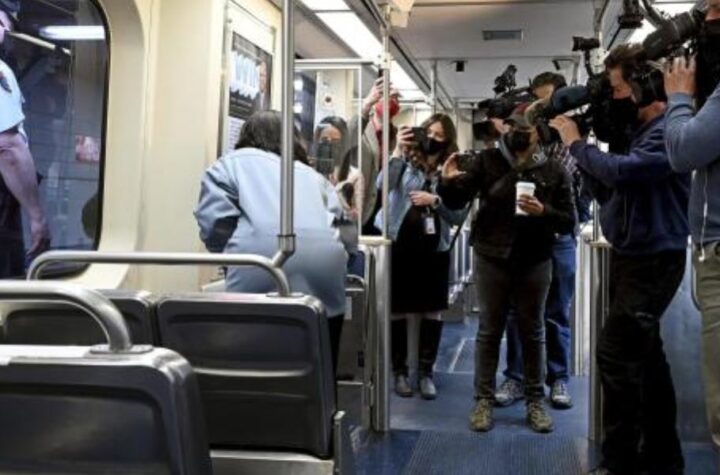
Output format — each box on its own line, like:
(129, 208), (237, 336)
(507, 130), (532, 153)
(314, 141), (343, 175)
(374, 97), (400, 120)
(609, 97), (639, 131)
(424, 138), (448, 157)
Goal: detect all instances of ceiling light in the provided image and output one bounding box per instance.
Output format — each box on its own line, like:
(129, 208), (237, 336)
(298, 0), (349, 11)
(39, 25), (105, 41)
(317, 12), (382, 60)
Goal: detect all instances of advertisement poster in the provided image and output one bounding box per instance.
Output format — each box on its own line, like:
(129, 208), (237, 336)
(294, 72), (317, 147)
(226, 33), (273, 153)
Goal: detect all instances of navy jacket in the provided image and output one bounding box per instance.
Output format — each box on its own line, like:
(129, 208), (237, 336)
(570, 113), (690, 255)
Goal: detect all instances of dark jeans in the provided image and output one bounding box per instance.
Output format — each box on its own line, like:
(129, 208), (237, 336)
(474, 254), (552, 401)
(599, 250), (686, 475)
(347, 251), (365, 278)
(391, 317), (444, 377)
(504, 234), (576, 385)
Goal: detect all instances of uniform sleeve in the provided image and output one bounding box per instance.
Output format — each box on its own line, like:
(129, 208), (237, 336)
(194, 160), (242, 253)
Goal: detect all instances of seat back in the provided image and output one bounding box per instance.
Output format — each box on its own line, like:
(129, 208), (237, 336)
(0, 282), (211, 474)
(1, 290), (156, 345)
(0, 345), (212, 474)
(156, 293), (336, 458)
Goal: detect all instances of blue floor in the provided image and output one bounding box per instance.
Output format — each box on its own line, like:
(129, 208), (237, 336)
(348, 318), (718, 475)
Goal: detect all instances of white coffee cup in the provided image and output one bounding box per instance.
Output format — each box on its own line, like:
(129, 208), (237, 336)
(516, 181), (536, 216)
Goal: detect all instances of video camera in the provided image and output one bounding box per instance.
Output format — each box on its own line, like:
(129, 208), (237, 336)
(639, 6), (705, 61)
(472, 65), (536, 142)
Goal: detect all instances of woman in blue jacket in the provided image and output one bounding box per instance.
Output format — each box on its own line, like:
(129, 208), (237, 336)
(376, 113), (467, 399)
(195, 111), (351, 370)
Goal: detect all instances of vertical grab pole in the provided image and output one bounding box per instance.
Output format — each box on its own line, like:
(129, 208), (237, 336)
(274, 0), (296, 267)
(371, 8), (393, 433)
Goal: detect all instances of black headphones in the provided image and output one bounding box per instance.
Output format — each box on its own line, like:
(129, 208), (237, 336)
(629, 64), (667, 108)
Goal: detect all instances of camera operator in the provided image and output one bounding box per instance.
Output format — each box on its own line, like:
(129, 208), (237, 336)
(496, 72), (592, 411)
(664, 1), (720, 452)
(550, 44), (690, 475)
(439, 104), (576, 434)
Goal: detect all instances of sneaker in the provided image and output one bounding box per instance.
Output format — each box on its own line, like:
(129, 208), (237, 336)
(526, 400), (554, 433)
(419, 376), (437, 400)
(495, 378), (524, 407)
(550, 381), (573, 409)
(469, 399), (494, 432)
(394, 374), (413, 398)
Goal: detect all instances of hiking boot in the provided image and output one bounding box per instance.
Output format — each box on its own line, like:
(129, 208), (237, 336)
(470, 398), (494, 432)
(550, 381), (573, 409)
(495, 378), (524, 407)
(394, 374), (413, 398)
(526, 400), (554, 433)
(419, 376), (437, 400)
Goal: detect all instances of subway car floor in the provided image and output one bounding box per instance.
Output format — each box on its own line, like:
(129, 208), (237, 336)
(342, 318), (718, 475)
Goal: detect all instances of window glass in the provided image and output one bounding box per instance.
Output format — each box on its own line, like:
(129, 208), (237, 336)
(0, 0), (107, 278)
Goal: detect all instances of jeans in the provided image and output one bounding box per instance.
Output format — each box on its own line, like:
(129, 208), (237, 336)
(347, 251), (365, 278)
(504, 234), (576, 385)
(599, 250), (686, 475)
(694, 242), (720, 452)
(474, 254), (551, 401)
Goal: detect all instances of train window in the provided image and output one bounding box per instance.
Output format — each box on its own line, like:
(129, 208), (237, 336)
(0, 0), (108, 278)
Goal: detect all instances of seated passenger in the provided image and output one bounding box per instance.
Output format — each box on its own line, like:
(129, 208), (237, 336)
(438, 105), (576, 434)
(194, 111), (349, 370)
(376, 113), (467, 400)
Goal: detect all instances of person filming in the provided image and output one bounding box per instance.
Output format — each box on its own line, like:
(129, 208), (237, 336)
(438, 104), (576, 434)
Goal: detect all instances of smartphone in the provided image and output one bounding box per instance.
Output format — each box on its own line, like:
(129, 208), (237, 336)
(411, 127), (427, 146)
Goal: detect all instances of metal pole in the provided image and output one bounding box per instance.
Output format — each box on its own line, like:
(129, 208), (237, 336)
(0, 281), (132, 352)
(589, 239), (611, 442)
(27, 250), (292, 297)
(274, 0), (296, 267)
(381, 23), (391, 239)
(431, 61), (438, 114)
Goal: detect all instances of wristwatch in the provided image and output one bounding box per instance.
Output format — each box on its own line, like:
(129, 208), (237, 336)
(431, 196), (441, 210)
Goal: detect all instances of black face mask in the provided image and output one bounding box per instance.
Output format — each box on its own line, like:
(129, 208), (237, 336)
(609, 97), (639, 130)
(507, 130), (532, 153)
(314, 140), (344, 175)
(424, 138), (448, 157)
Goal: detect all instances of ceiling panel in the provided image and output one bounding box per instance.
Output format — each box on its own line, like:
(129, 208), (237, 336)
(393, 0), (596, 99)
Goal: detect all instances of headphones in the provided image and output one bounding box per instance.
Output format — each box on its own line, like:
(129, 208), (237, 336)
(629, 63), (667, 108)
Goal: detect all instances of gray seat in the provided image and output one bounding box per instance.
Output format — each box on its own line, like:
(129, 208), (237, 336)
(0, 282), (212, 475)
(155, 293), (336, 457)
(1, 290), (156, 346)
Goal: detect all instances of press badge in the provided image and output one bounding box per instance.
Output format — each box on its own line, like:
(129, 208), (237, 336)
(424, 215), (436, 235)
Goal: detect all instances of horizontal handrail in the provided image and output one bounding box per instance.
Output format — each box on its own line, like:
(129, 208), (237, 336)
(0, 280), (132, 352)
(27, 251), (291, 297)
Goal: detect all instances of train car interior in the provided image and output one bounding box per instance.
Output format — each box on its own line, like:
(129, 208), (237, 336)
(0, 0), (718, 474)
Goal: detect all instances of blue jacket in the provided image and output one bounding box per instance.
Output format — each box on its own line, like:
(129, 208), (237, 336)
(375, 157), (467, 251)
(194, 148), (349, 316)
(570, 113), (690, 255)
(665, 86), (720, 245)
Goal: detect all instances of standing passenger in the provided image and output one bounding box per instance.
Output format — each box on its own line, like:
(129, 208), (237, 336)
(195, 111), (350, 371)
(0, 1), (50, 278)
(350, 77), (399, 234)
(497, 72), (592, 410)
(377, 114), (466, 400)
(439, 105), (576, 433)
(664, 4), (720, 456)
(550, 45), (690, 475)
